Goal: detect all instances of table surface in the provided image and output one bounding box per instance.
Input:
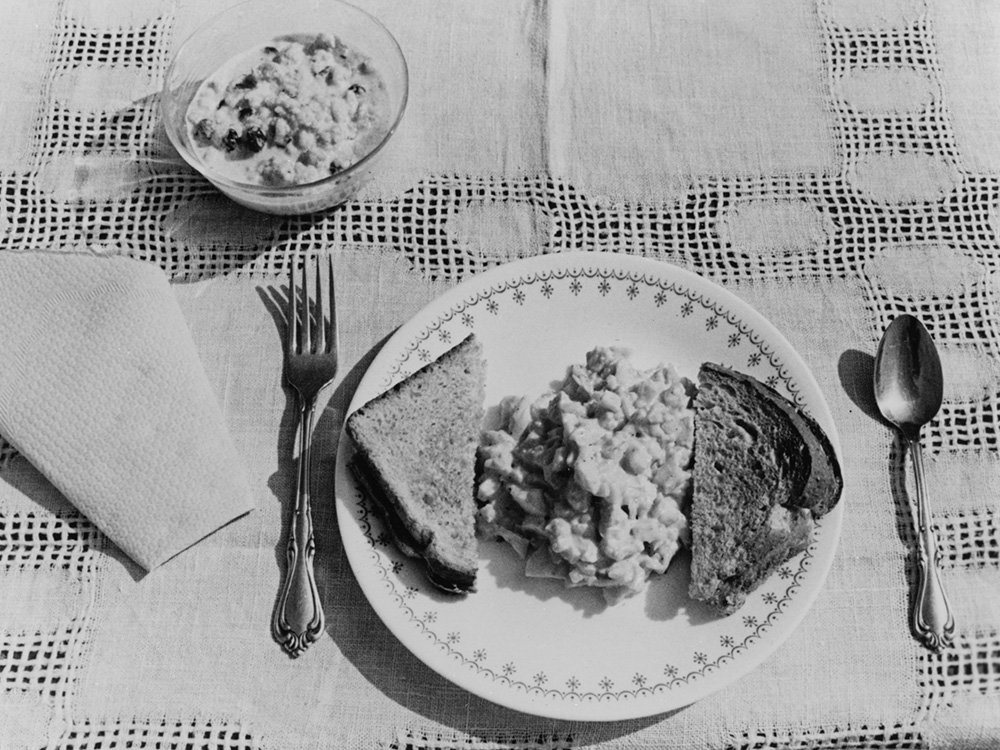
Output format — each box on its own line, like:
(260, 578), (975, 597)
(2, 1), (999, 748)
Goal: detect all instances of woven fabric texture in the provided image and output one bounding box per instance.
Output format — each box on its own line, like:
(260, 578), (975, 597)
(1, 0), (999, 748)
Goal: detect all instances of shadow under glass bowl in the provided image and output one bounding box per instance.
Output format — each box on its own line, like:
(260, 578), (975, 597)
(161, 0), (408, 215)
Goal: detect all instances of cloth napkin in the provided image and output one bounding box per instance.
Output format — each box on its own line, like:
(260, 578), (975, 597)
(0, 250), (254, 570)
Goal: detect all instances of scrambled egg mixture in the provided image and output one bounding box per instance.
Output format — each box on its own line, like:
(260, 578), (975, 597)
(186, 33), (389, 186)
(477, 347), (695, 603)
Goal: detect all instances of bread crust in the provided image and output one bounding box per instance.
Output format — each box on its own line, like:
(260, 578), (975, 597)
(345, 335), (484, 595)
(348, 452), (476, 593)
(688, 363), (843, 614)
(701, 363), (843, 517)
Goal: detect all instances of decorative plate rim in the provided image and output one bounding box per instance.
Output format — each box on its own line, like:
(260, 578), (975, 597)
(334, 251), (843, 721)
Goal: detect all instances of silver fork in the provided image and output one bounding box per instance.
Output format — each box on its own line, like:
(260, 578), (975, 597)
(273, 254), (338, 657)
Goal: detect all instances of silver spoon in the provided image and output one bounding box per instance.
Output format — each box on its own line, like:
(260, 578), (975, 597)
(874, 313), (955, 652)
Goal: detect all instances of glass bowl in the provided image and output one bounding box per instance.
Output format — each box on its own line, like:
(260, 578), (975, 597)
(161, 0), (407, 215)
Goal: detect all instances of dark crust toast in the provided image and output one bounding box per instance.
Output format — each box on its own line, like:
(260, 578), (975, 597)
(700, 363), (843, 517)
(689, 362), (842, 614)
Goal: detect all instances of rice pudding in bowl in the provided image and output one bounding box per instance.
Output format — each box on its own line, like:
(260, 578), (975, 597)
(187, 33), (389, 187)
(162, 0), (407, 214)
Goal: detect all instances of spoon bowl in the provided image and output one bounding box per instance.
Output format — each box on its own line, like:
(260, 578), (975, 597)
(874, 314), (943, 437)
(873, 313), (954, 652)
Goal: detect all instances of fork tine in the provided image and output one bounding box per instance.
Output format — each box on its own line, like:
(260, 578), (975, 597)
(328, 254), (338, 356)
(288, 258), (298, 354)
(301, 256), (312, 354)
(313, 256), (326, 355)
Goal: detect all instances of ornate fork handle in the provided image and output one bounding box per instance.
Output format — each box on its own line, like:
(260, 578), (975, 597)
(273, 392), (325, 657)
(274, 254), (336, 657)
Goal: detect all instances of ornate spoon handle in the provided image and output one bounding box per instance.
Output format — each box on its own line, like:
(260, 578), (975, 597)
(273, 396), (325, 657)
(908, 436), (955, 652)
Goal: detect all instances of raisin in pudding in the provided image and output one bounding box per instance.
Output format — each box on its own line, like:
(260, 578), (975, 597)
(186, 33), (390, 187)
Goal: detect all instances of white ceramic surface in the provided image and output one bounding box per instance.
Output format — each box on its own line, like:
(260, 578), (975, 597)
(334, 251), (844, 721)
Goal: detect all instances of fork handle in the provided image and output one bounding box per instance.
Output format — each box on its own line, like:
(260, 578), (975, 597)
(273, 397), (325, 657)
(908, 436), (955, 652)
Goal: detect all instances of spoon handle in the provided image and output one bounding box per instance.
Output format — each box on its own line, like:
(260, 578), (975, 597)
(908, 436), (955, 652)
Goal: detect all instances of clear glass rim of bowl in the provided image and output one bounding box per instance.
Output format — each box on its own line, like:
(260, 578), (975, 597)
(162, 0), (409, 198)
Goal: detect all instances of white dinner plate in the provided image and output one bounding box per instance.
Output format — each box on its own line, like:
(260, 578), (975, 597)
(334, 251), (843, 721)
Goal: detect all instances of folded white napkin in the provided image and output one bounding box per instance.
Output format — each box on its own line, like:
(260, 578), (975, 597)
(0, 251), (254, 570)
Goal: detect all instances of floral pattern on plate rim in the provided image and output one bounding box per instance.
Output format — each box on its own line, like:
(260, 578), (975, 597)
(381, 264), (804, 403)
(351, 263), (825, 703)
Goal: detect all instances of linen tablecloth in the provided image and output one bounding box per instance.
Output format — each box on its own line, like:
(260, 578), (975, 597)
(2, 0), (999, 747)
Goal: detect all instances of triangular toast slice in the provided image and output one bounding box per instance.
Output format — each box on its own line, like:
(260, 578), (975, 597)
(346, 335), (486, 594)
(688, 363), (843, 614)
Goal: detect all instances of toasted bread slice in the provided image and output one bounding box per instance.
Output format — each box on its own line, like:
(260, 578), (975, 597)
(346, 335), (485, 594)
(688, 363), (842, 614)
(727, 366), (844, 517)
